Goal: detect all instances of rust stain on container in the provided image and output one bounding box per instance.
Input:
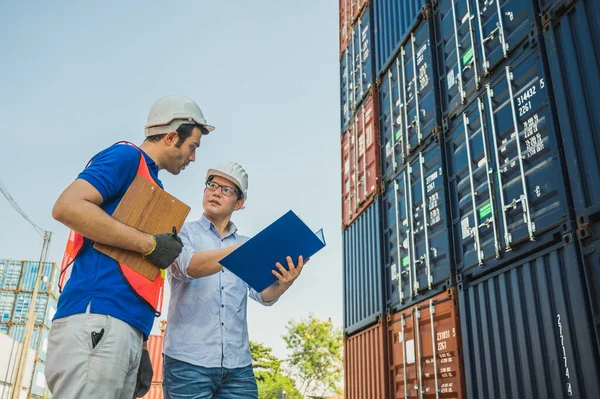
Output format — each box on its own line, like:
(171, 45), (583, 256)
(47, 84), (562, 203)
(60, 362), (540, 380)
(342, 89), (381, 228)
(344, 318), (389, 399)
(387, 289), (465, 399)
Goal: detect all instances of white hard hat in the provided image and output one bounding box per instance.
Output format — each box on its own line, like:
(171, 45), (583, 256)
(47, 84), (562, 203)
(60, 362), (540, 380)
(144, 95), (215, 137)
(206, 162), (249, 199)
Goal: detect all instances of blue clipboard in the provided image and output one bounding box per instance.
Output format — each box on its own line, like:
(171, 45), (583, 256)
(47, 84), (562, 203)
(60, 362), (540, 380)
(219, 210), (326, 292)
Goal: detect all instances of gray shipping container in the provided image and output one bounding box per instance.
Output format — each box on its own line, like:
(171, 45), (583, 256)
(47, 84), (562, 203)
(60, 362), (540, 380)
(458, 234), (600, 398)
(343, 197), (385, 335)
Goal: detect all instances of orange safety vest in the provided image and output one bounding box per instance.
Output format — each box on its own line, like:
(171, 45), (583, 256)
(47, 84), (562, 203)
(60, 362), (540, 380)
(58, 142), (165, 316)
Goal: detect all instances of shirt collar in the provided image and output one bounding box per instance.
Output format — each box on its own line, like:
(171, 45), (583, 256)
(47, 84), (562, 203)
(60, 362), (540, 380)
(199, 214), (238, 238)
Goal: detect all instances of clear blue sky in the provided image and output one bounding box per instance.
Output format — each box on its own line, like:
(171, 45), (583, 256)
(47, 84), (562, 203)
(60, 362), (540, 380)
(0, 0), (341, 361)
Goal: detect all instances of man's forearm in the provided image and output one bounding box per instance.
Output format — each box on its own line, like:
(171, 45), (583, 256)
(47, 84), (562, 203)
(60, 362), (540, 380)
(261, 281), (292, 303)
(53, 198), (153, 254)
(186, 244), (241, 278)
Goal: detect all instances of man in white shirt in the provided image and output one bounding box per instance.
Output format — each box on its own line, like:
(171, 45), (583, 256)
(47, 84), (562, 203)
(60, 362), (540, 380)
(163, 162), (306, 399)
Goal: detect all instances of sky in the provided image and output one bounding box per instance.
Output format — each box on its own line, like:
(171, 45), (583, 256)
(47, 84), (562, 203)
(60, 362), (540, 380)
(0, 0), (341, 361)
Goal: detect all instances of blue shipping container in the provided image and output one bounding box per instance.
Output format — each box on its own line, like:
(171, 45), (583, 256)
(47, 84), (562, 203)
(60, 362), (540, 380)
(434, 0), (538, 117)
(458, 235), (600, 398)
(538, 0), (577, 18)
(446, 45), (573, 279)
(434, 0), (483, 118)
(373, 0), (429, 76)
(0, 291), (57, 328)
(0, 260), (58, 294)
(19, 261), (58, 294)
(340, 50), (352, 133)
(382, 140), (453, 312)
(343, 197), (385, 335)
(577, 222), (600, 358)
(379, 11), (440, 178)
(542, 0), (600, 224)
(472, 0), (537, 76)
(340, 6), (375, 133)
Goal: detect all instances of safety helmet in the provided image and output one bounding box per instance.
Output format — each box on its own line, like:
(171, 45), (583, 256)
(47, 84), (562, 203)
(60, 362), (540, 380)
(145, 95), (215, 137)
(206, 162), (249, 199)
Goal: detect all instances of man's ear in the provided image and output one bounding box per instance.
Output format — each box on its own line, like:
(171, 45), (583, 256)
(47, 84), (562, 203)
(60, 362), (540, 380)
(234, 199), (245, 211)
(164, 131), (179, 146)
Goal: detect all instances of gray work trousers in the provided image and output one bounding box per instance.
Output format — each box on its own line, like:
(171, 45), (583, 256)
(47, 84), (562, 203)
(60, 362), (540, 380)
(45, 311), (143, 399)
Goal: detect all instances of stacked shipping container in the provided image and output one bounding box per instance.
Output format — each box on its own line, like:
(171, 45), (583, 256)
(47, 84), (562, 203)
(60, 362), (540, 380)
(340, 1), (389, 396)
(341, 0), (600, 397)
(0, 259), (58, 398)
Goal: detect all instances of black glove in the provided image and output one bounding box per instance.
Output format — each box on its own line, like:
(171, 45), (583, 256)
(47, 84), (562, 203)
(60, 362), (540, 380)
(143, 227), (183, 269)
(133, 348), (153, 398)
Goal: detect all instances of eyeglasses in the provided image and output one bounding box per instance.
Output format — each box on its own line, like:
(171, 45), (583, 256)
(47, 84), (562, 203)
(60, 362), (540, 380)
(205, 181), (239, 197)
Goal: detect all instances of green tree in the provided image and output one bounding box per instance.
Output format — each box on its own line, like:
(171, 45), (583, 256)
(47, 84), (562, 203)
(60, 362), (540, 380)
(251, 341), (302, 399)
(283, 316), (343, 398)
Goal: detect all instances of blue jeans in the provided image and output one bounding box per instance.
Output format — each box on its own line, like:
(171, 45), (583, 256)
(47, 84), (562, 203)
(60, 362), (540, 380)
(163, 355), (258, 399)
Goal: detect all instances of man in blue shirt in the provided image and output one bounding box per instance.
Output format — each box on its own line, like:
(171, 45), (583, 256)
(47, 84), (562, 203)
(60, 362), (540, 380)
(46, 95), (217, 399)
(163, 162), (306, 399)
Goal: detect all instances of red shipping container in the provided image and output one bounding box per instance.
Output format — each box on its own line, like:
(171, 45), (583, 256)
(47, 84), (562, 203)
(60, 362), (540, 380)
(341, 90), (381, 228)
(141, 320), (166, 386)
(340, 0), (350, 55)
(344, 319), (389, 399)
(141, 383), (163, 399)
(387, 289), (465, 399)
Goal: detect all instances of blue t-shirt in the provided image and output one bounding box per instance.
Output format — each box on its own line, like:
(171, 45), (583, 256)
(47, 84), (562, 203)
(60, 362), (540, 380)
(53, 143), (163, 338)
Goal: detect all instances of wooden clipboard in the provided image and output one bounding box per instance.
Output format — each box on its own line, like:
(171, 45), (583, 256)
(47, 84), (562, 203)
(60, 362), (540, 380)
(94, 175), (191, 280)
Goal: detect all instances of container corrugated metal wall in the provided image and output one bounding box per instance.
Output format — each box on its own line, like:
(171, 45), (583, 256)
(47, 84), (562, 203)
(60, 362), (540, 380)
(577, 222), (600, 357)
(472, 0), (537, 76)
(342, 0), (600, 395)
(378, 10), (441, 175)
(434, 0), (538, 117)
(343, 197), (384, 335)
(1, 292), (57, 328)
(0, 260), (58, 295)
(387, 288), (465, 399)
(340, 0), (351, 55)
(538, 0), (577, 17)
(382, 139), (453, 312)
(342, 91), (382, 228)
(542, 0), (600, 224)
(458, 235), (600, 398)
(141, 383), (163, 399)
(344, 319), (388, 399)
(147, 333), (164, 384)
(372, 0), (429, 76)
(340, 5), (375, 133)
(434, 0), (482, 118)
(447, 45), (574, 280)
